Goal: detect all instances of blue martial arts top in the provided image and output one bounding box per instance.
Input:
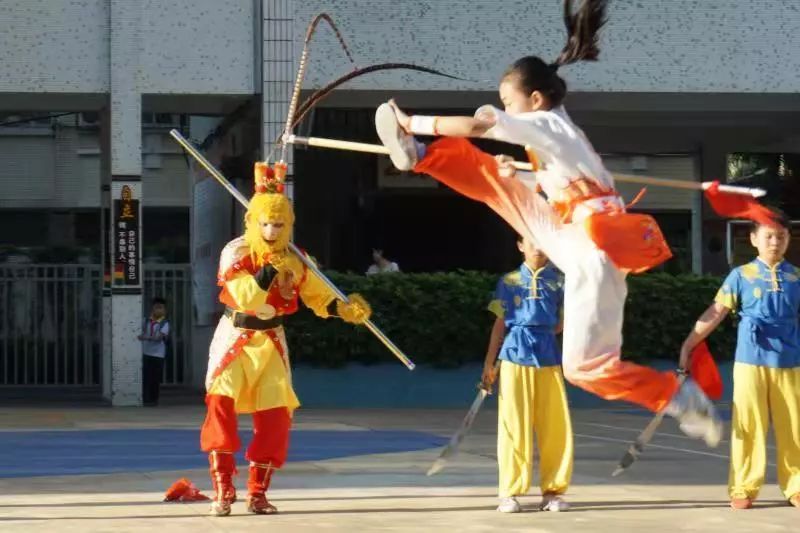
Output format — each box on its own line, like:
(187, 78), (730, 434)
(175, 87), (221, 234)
(715, 258), (800, 368)
(488, 262), (564, 367)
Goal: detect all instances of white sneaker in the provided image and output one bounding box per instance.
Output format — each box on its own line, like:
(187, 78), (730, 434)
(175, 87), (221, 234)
(665, 378), (723, 448)
(497, 496), (522, 513)
(375, 103), (418, 171)
(209, 499), (232, 517)
(540, 494), (569, 512)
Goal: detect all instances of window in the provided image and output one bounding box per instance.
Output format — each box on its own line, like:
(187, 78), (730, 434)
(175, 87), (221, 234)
(727, 153), (800, 218)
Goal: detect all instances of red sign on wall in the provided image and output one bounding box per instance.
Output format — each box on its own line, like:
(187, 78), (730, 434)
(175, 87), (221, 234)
(113, 185), (140, 286)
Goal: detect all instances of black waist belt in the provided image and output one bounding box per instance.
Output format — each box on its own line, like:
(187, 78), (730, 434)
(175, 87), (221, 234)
(224, 307), (283, 330)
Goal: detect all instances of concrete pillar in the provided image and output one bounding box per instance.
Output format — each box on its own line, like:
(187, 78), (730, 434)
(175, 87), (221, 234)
(106, 0), (143, 406)
(100, 108), (112, 401)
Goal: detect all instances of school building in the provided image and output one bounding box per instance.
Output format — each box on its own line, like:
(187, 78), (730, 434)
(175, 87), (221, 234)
(0, 0), (798, 401)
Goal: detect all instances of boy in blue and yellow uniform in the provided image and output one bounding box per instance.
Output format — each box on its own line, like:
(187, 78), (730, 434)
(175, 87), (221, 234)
(680, 211), (800, 510)
(482, 236), (573, 513)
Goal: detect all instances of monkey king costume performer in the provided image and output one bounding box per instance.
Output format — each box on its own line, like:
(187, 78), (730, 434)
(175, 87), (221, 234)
(200, 162), (372, 516)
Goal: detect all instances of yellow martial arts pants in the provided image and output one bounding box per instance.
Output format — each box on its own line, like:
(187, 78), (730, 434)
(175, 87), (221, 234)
(497, 362), (574, 497)
(729, 362), (800, 500)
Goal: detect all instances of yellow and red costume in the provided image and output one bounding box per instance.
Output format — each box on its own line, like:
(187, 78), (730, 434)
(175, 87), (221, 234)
(200, 162), (371, 516)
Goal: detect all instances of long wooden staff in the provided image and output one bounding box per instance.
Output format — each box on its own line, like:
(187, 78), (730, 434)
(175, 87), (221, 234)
(170, 129), (416, 371)
(287, 134), (766, 198)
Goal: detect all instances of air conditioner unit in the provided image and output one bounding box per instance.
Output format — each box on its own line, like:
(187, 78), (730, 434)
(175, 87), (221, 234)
(155, 113), (179, 126)
(142, 113), (180, 128)
(79, 111), (100, 127)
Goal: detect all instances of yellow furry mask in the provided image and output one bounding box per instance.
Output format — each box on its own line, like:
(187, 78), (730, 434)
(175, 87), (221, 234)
(243, 162), (294, 264)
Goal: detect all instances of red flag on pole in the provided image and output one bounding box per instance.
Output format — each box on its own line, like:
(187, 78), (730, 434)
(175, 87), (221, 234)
(689, 341), (723, 401)
(704, 181), (777, 227)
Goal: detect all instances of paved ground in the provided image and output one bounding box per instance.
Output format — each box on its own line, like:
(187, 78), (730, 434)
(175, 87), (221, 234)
(0, 403), (796, 532)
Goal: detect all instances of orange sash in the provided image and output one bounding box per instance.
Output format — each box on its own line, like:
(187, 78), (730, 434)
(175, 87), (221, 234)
(584, 211), (672, 273)
(526, 142), (671, 274)
(548, 177), (615, 223)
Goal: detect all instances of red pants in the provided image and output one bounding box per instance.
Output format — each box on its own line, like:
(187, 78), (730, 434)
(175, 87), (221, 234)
(200, 394), (291, 466)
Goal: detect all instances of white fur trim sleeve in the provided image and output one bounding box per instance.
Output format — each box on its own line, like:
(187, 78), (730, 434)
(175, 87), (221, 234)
(218, 236), (250, 277)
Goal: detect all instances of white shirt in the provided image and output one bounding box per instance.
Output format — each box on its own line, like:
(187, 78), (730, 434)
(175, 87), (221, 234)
(142, 318), (170, 358)
(366, 262), (400, 275)
(478, 105), (619, 203)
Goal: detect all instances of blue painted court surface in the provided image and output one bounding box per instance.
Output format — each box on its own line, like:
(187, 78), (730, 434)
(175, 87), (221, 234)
(0, 429), (448, 479)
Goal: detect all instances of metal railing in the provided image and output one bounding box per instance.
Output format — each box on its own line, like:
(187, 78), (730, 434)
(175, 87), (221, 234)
(0, 264), (102, 386)
(0, 263), (192, 387)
